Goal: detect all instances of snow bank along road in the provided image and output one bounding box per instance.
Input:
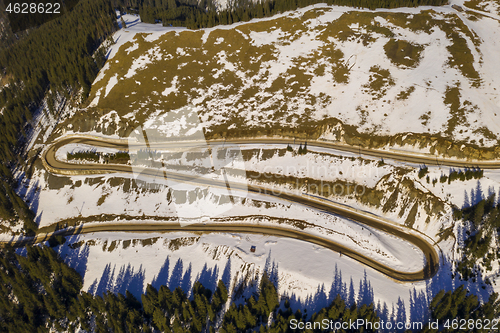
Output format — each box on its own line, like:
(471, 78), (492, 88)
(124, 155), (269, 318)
(27, 134), (443, 282)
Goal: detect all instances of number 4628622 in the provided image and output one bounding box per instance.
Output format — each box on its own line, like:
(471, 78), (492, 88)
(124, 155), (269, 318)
(5, 2), (61, 14)
(443, 318), (498, 330)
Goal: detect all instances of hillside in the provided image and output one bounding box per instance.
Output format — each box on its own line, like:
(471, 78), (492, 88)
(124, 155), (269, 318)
(75, 3), (500, 160)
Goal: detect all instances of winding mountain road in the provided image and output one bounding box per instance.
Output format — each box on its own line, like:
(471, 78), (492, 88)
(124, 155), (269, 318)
(25, 134), (446, 282)
(47, 135), (500, 170)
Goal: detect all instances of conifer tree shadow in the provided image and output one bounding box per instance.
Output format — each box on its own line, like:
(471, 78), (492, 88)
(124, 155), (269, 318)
(465, 180), (484, 208)
(396, 297), (406, 329)
(152, 256), (170, 290)
(115, 264), (134, 293)
(347, 277), (356, 306)
(463, 189), (471, 209)
(424, 255), (455, 303)
(196, 263), (219, 292)
(168, 258), (184, 290)
(424, 255), (493, 318)
(88, 262), (145, 299)
(90, 263), (115, 296)
(232, 253), (280, 309)
(87, 279), (97, 296)
(475, 180), (484, 205)
(14, 246), (28, 256)
(180, 263), (192, 294)
(329, 264), (347, 302)
(126, 18), (140, 27)
(357, 270), (374, 306)
(285, 266), (377, 321)
(487, 185), (495, 199)
(264, 251), (280, 291)
(34, 211), (43, 227)
(114, 263), (145, 300)
(409, 287), (429, 324)
(377, 300), (390, 327)
(56, 236), (90, 276)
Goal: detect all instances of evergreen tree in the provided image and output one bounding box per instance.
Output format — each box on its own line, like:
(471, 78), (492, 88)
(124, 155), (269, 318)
(1, 244), (498, 332)
(0, 0), (117, 234)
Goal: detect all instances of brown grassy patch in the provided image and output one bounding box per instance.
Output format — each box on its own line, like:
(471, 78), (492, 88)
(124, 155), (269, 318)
(316, 12), (393, 45)
(362, 66), (395, 100)
(396, 86), (415, 100)
(97, 192), (110, 206)
(384, 39), (424, 68)
(464, 0), (500, 15)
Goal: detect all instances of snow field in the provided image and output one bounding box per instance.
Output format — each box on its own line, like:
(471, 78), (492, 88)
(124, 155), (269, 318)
(27, 161), (424, 274)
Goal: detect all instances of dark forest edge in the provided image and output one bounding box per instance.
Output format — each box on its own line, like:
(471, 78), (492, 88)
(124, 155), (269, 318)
(4, 0), (81, 33)
(0, 0), (118, 234)
(0, 245), (498, 332)
(449, 192), (500, 283)
(112, 0), (448, 30)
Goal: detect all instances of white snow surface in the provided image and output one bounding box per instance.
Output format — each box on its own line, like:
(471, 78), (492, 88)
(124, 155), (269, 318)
(27, 164), (423, 274)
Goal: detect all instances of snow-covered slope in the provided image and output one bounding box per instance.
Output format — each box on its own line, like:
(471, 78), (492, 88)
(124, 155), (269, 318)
(84, 4), (500, 153)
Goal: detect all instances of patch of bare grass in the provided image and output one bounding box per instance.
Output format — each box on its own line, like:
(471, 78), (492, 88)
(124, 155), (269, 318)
(362, 65), (395, 100)
(384, 39), (424, 68)
(316, 12), (393, 45)
(464, 0), (500, 15)
(396, 86), (415, 100)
